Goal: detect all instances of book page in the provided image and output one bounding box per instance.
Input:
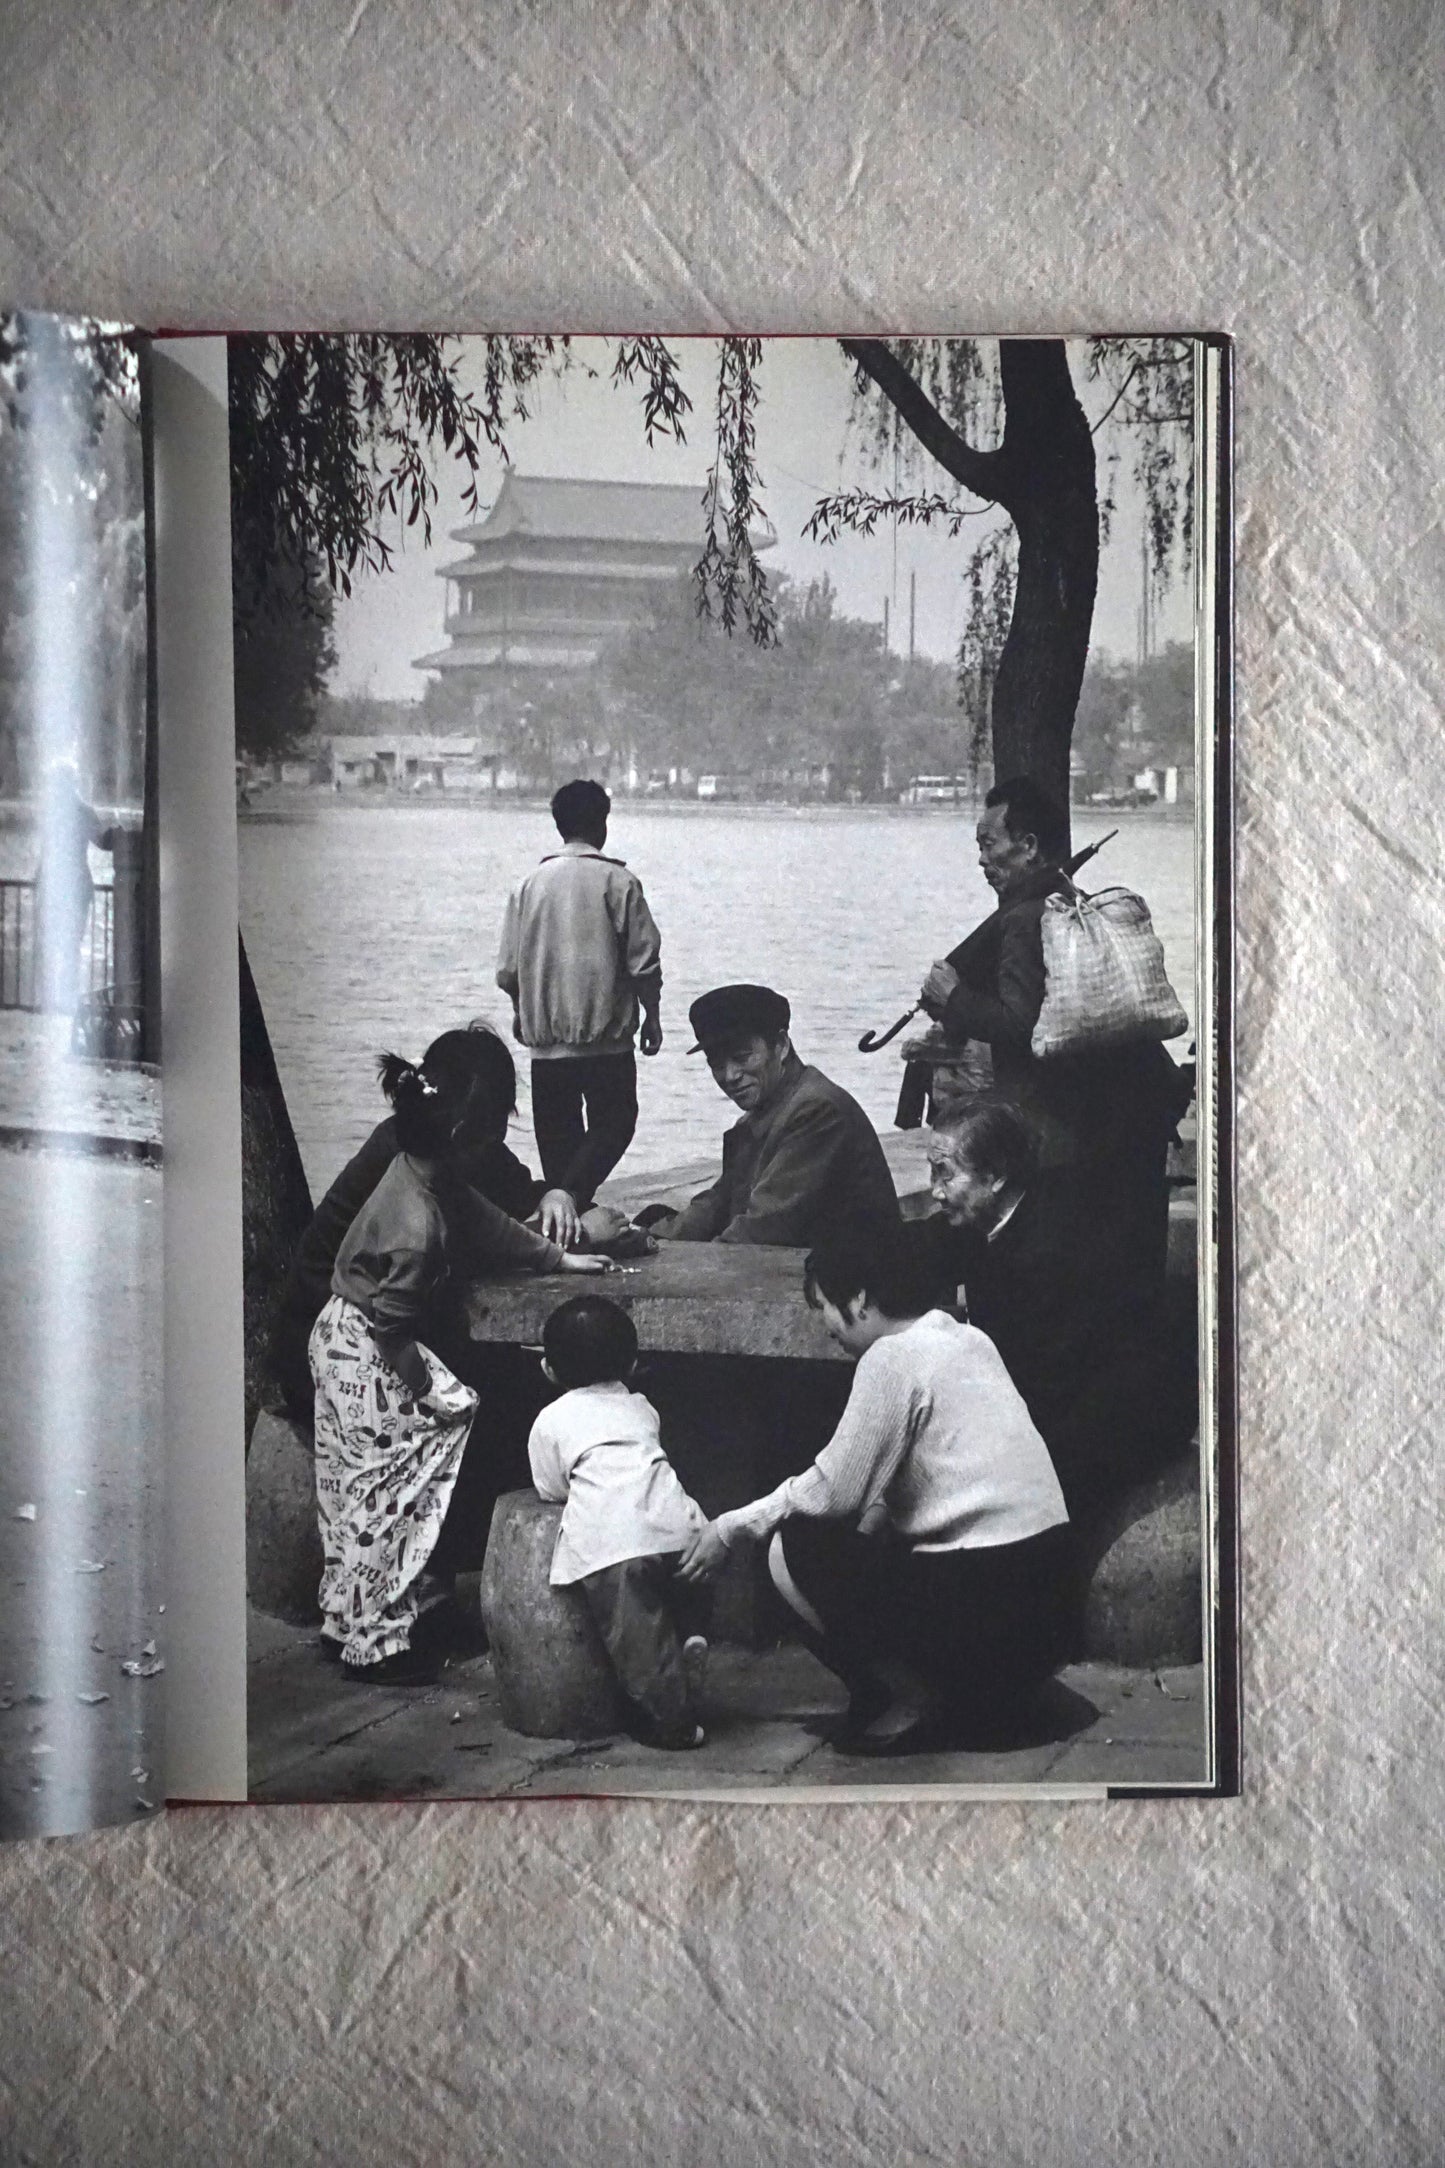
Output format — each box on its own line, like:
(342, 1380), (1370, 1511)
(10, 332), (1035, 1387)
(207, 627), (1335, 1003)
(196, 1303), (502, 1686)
(152, 337), (248, 1804)
(215, 332), (1231, 1803)
(0, 313), (164, 1838)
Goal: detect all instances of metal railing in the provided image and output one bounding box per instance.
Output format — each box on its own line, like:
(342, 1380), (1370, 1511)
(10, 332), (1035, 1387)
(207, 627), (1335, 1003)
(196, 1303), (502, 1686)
(0, 878), (114, 1012)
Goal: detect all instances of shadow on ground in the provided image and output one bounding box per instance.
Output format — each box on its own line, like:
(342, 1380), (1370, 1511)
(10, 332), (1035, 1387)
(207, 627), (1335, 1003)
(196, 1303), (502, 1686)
(247, 1604), (1210, 1803)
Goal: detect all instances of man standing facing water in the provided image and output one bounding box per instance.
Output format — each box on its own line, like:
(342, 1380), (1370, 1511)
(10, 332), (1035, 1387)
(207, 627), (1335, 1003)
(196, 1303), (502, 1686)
(651, 983), (902, 1250)
(497, 779), (663, 1212)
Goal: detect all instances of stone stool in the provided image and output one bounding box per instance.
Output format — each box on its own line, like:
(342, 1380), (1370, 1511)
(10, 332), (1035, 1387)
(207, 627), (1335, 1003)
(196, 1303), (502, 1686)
(246, 1408), (323, 1625)
(479, 1490), (628, 1740)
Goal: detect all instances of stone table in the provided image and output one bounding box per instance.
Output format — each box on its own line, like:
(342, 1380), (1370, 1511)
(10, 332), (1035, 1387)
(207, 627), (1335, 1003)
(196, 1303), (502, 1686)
(463, 1242), (853, 1644)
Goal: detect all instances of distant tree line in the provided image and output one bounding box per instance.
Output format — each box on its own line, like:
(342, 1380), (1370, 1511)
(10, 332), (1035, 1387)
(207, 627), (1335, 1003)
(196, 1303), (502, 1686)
(596, 572), (966, 796)
(1071, 641), (1195, 792)
(262, 582), (1195, 805)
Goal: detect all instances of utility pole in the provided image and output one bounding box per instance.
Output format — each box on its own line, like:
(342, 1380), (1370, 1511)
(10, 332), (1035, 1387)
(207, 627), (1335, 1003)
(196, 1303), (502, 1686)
(909, 570), (916, 664)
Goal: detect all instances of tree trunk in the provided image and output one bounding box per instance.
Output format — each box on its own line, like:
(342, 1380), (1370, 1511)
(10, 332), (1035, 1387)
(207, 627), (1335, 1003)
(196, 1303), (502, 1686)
(987, 343), (1098, 837)
(840, 337), (1099, 844)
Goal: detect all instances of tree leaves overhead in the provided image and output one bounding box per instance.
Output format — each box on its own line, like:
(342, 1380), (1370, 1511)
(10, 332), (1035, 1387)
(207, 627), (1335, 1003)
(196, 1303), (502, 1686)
(229, 330), (786, 641)
(805, 490), (995, 545)
(835, 335), (1194, 758)
(696, 337), (778, 647)
(609, 337), (692, 446)
(229, 334), (577, 609)
(1084, 336), (1195, 586)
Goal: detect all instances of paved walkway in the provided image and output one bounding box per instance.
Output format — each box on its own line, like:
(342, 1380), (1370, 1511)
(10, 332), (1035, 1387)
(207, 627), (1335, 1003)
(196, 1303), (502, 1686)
(0, 1010), (161, 1149)
(248, 1604), (1208, 1803)
(0, 1142), (165, 1837)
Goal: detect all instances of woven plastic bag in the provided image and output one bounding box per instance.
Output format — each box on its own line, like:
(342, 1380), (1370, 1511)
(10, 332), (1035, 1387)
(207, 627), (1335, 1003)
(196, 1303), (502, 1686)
(1031, 885), (1188, 1059)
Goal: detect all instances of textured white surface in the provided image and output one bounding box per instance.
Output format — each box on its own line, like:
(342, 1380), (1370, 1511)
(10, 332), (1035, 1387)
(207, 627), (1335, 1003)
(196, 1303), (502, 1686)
(3, 0), (1443, 2157)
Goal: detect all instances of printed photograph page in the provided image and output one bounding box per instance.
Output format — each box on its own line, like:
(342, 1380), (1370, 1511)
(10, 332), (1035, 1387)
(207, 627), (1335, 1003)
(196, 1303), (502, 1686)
(232, 332), (1223, 1801)
(0, 313), (163, 1839)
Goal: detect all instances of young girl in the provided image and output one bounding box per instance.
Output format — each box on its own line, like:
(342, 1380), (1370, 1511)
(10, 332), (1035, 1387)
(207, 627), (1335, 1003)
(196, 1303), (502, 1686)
(311, 1049), (609, 1685)
(678, 1235), (1072, 1755)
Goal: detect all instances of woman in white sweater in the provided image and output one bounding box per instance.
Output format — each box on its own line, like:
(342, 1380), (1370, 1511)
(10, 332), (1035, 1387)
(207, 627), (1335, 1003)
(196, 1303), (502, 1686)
(678, 1236), (1073, 1756)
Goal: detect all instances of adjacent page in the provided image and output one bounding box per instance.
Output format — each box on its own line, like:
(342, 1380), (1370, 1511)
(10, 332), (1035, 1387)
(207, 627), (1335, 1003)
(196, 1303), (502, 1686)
(0, 314), (164, 1839)
(216, 332), (1233, 1802)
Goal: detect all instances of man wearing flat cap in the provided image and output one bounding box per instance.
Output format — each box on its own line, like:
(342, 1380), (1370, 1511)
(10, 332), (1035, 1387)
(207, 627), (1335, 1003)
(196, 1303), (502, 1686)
(652, 984), (902, 1249)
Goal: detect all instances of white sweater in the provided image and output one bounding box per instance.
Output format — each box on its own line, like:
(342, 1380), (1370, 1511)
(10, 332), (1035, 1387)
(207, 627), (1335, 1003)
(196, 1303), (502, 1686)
(528, 1382), (705, 1586)
(714, 1311), (1069, 1553)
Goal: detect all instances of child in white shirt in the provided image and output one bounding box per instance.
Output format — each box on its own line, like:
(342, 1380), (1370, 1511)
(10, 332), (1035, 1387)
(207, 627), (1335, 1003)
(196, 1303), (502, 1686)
(528, 1295), (709, 1748)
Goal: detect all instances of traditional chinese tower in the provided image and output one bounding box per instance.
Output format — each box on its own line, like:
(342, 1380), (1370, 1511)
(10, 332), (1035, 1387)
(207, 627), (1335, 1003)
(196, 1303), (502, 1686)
(412, 471), (711, 708)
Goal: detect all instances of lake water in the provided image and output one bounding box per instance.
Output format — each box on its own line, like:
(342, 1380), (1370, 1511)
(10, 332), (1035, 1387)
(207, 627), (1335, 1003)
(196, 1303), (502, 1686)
(238, 801), (1199, 1197)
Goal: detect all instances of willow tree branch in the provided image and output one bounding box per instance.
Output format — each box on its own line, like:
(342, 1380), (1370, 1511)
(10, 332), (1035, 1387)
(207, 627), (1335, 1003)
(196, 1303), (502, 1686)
(839, 337), (1008, 505)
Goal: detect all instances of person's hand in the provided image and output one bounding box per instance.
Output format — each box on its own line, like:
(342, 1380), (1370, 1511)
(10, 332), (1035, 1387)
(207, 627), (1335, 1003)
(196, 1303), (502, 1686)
(509, 1004), (524, 1044)
(537, 1188), (581, 1247)
(390, 1345), (431, 1400)
(639, 1014), (663, 1056)
(919, 959), (960, 1017)
(560, 1251), (615, 1275)
(676, 1522), (731, 1584)
(633, 1202), (679, 1234)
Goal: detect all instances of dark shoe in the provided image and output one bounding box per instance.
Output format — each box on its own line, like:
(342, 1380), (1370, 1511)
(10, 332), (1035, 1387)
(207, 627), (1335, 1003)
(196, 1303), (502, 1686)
(411, 1597), (486, 1663)
(648, 1723), (706, 1751)
(343, 1646), (439, 1688)
(823, 1673), (894, 1747)
(838, 1701), (954, 1759)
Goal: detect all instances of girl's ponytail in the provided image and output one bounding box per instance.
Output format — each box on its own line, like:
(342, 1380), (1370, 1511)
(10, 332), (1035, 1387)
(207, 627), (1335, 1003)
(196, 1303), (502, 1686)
(378, 1050), (422, 1104)
(377, 1050), (448, 1153)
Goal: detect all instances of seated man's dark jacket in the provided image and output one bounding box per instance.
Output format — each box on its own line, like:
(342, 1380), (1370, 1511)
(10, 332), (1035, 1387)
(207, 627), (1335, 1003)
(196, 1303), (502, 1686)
(913, 1184), (1181, 1515)
(941, 864), (1189, 1171)
(669, 1052), (902, 1249)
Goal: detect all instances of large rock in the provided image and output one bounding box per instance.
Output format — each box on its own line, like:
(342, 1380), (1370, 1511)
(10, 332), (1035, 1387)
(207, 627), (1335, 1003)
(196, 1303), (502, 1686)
(246, 1408), (323, 1626)
(1078, 1458), (1203, 1666)
(479, 1491), (628, 1740)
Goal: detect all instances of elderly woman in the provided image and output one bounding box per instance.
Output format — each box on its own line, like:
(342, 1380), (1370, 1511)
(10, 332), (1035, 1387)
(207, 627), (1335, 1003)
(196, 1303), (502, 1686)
(678, 1233), (1072, 1756)
(919, 1100), (1188, 1518)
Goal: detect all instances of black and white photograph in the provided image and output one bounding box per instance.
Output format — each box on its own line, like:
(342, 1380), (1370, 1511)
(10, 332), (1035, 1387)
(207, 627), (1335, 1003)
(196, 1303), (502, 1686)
(236, 332), (1230, 1800)
(0, 313), (163, 1840)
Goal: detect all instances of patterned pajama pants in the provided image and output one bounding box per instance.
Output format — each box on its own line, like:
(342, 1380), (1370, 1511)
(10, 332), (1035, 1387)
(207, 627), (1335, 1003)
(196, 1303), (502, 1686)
(309, 1295), (479, 1666)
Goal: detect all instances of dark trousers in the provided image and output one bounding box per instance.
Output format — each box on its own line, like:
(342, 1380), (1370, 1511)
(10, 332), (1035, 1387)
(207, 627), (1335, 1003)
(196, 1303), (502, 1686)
(577, 1552), (709, 1743)
(530, 1052), (638, 1206)
(779, 1519), (1074, 1740)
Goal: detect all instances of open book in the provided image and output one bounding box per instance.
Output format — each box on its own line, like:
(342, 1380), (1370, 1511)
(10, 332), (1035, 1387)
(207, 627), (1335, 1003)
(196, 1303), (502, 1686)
(2, 320), (1235, 1836)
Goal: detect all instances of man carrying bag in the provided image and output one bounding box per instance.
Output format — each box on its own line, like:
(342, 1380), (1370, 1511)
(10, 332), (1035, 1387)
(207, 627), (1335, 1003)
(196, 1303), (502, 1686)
(917, 776), (1192, 1331)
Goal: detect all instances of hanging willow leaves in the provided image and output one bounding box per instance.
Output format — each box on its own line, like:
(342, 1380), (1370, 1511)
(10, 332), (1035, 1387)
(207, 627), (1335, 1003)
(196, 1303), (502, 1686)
(695, 337), (778, 646)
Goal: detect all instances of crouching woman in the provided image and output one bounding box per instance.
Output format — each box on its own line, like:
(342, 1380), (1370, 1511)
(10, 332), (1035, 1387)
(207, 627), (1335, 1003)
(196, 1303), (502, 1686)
(312, 1050), (608, 1684)
(678, 1237), (1073, 1754)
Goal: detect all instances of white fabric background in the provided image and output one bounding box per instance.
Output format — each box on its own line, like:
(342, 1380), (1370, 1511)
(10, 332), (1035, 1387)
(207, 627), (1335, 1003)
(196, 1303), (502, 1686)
(2, 2), (1441, 2158)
